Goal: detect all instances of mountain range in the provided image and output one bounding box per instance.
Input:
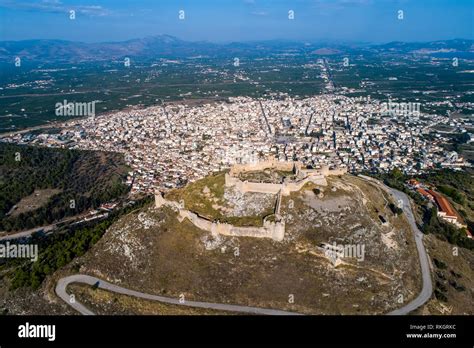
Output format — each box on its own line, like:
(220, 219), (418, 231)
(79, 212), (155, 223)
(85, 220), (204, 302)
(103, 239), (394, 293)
(0, 35), (472, 63)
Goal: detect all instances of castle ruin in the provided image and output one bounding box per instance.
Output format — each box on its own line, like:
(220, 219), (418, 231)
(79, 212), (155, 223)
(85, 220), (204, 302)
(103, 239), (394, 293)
(225, 159), (346, 196)
(155, 160), (346, 242)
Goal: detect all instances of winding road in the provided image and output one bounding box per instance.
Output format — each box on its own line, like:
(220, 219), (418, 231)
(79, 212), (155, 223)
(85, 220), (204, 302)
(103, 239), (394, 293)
(358, 175), (433, 315)
(385, 187), (433, 315)
(55, 274), (302, 316)
(55, 176), (432, 316)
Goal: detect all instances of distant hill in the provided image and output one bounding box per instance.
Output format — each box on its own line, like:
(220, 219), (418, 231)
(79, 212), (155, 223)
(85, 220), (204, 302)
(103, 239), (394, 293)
(311, 48), (342, 55)
(0, 35), (221, 62)
(0, 36), (472, 63)
(372, 39), (474, 53)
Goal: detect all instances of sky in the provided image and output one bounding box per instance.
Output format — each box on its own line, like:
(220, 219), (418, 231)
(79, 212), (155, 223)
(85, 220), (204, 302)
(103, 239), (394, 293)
(0, 0), (472, 43)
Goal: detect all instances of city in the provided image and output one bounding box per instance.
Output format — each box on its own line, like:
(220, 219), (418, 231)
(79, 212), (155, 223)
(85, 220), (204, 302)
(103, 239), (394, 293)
(2, 94), (470, 195)
(0, 0), (472, 346)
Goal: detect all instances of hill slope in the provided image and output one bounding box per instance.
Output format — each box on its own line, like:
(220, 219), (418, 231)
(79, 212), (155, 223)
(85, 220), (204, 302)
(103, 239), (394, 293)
(0, 143), (130, 231)
(69, 173), (421, 314)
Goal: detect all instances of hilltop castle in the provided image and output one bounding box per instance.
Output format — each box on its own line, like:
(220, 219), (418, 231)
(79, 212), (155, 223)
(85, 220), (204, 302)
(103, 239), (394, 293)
(155, 160), (346, 242)
(225, 159), (346, 196)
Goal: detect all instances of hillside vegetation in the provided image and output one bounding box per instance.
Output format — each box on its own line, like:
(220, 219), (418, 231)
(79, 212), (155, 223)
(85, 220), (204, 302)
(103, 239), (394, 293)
(0, 143), (130, 231)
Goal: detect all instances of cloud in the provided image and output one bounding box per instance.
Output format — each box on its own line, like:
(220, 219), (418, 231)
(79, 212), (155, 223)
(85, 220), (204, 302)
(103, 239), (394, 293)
(0, 0), (111, 17)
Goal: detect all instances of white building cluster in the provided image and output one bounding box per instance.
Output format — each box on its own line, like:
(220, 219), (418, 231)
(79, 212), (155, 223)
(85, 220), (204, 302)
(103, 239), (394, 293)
(2, 95), (471, 194)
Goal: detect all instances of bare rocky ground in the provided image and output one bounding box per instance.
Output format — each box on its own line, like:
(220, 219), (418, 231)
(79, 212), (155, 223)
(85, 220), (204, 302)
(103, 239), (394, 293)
(59, 174), (423, 315)
(238, 169), (295, 184)
(223, 186), (275, 217)
(9, 188), (62, 217)
(412, 234), (474, 315)
(281, 175), (421, 294)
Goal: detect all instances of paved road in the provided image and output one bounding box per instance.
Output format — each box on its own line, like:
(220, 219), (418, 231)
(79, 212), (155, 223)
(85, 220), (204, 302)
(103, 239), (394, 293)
(358, 175), (433, 315)
(0, 212), (104, 241)
(385, 187), (433, 315)
(258, 100), (272, 135)
(55, 274), (302, 316)
(0, 225), (54, 241)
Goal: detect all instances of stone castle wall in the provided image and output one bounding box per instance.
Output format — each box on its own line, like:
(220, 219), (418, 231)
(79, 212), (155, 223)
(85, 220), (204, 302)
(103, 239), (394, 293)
(155, 193), (285, 241)
(225, 175), (283, 195)
(225, 160), (346, 196)
(229, 159), (297, 176)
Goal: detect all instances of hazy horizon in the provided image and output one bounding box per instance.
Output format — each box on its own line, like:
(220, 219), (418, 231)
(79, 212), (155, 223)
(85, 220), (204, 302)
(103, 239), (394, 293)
(0, 34), (472, 45)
